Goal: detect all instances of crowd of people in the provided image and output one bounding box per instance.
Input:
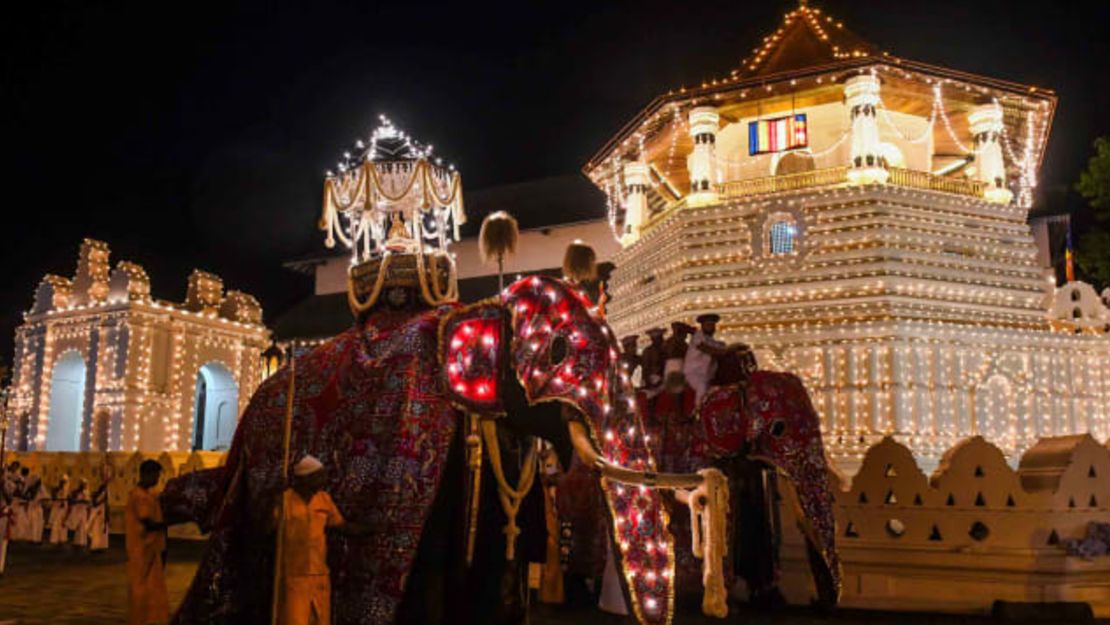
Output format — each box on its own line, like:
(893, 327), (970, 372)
(0, 461), (111, 573)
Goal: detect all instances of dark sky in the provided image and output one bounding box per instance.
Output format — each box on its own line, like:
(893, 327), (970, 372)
(2, 0), (1109, 361)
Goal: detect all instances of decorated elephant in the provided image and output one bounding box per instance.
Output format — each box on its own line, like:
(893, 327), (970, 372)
(639, 369), (841, 606)
(160, 271), (727, 625)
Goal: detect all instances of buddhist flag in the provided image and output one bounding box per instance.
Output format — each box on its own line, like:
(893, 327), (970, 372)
(749, 114), (809, 155)
(1065, 223), (1075, 283)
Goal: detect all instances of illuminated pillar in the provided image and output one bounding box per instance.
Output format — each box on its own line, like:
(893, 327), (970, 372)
(968, 102), (1013, 204)
(844, 74), (889, 185)
(687, 106), (719, 206)
(892, 345), (909, 433)
(621, 161), (650, 245)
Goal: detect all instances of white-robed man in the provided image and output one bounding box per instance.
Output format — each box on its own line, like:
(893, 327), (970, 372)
(683, 313), (735, 402)
(11, 468), (31, 541)
(87, 479), (110, 552)
(67, 479), (91, 548)
(48, 476), (70, 545)
(24, 475), (47, 544)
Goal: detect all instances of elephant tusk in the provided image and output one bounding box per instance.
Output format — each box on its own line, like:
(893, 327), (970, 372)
(566, 420), (704, 489)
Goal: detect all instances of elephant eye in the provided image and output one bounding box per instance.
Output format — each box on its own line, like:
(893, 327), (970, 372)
(550, 335), (568, 368)
(770, 419), (787, 438)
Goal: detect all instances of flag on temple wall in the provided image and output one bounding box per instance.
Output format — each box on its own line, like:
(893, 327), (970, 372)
(749, 114), (808, 155)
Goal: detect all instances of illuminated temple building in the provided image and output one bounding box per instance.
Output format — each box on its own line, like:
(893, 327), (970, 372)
(8, 239), (270, 452)
(587, 4), (1110, 473)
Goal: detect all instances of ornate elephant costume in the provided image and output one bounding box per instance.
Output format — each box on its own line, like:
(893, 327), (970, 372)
(163, 276), (714, 625)
(639, 369), (842, 605)
(162, 120), (731, 625)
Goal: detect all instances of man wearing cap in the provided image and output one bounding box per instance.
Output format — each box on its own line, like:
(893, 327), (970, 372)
(684, 314), (734, 402)
(619, 335), (641, 384)
(662, 322), (695, 391)
(274, 455), (365, 625)
(126, 460), (171, 625)
(638, 328), (666, 392)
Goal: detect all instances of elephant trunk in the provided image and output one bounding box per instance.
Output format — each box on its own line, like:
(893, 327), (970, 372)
(777, 443), (842, 606)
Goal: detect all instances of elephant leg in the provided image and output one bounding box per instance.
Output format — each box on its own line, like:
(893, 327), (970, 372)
(394, 427), (468, 625)
(467, 425), (547, 625)
(728, 456), (785, 608)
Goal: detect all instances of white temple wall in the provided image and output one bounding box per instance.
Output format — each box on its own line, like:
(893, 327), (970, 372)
(741, 327), (1110, 475)
(610, 187), (1110, 475)
(12, 307), (268, 454)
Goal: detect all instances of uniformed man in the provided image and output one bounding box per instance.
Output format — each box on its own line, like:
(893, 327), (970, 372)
(274, 455), (366, 625)
(638, 328), (666, 392)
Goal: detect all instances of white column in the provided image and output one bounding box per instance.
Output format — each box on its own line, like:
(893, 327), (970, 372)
(968, 102), (1013, 204)
(687, 106), (719, 206)
(621, 161), (650, 245)
(844, 74), (889, 185)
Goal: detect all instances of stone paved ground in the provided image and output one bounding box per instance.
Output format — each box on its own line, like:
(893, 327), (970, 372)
(0, 539), (1095, 624)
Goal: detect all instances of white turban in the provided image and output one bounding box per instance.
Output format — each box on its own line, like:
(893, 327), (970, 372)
(293, 455), (324, 477)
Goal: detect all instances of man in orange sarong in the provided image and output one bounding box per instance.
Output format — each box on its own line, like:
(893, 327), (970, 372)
(275, 455), (366, 625)
(126, 460), (171, 625)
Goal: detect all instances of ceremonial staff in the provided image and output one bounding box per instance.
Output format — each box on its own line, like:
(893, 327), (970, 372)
(271, 350), (296, 625)
(0, 387), (12, 473)
(469, 211), (519, 565)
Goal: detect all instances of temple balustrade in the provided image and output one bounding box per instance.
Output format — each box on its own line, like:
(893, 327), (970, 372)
(778, 434), (1110, 615)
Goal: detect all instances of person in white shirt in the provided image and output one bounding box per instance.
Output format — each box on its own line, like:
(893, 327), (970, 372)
(86, 478), (111, 552)
(24, 475), (46, 544)
(66, 479), (91, 548)
(662, 321), (695, 391)
(683, 314), (737, 402)
(47, 476), (70, 545)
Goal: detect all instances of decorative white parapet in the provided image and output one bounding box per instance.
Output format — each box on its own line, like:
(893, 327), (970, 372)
(777, 435), (1110, 616)
(1048, 281), (1110, 332)
(621, 161), (650, 245)
(686, 106), (720, 206)
(844, 74), (889, 185)
(969, 102), (1014, 205)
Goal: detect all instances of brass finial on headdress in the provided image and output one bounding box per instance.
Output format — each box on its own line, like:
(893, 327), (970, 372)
(563, 239), (598, 284)
(480, 211), (519, 291)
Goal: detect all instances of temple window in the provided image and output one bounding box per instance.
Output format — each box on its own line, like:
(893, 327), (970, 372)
(766, 214), (799, 256)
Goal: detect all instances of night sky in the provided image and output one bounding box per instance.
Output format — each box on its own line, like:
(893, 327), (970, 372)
(2, 0), (1109, 361)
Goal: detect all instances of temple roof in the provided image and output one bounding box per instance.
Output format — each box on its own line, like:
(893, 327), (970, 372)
(731, 2), (880, 80)
(584, 2), (1057, 181)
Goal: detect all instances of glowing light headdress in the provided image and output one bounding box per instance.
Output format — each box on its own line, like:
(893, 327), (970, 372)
(320, 116), (466, 313)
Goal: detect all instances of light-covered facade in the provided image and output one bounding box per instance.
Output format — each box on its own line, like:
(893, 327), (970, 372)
(590, 4), (1110, 474)
(8, 239), (270, 452)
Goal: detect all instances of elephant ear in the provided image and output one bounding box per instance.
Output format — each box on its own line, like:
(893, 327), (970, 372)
(700, 386), (748, 458)
(439, 300), (506, 413)
(502, 276), (674, 625)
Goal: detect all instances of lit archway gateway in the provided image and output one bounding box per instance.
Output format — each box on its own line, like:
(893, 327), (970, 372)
(192, 362), (238, 451)
(46, 350), (87, 451)
(9, 239), (268, 452)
